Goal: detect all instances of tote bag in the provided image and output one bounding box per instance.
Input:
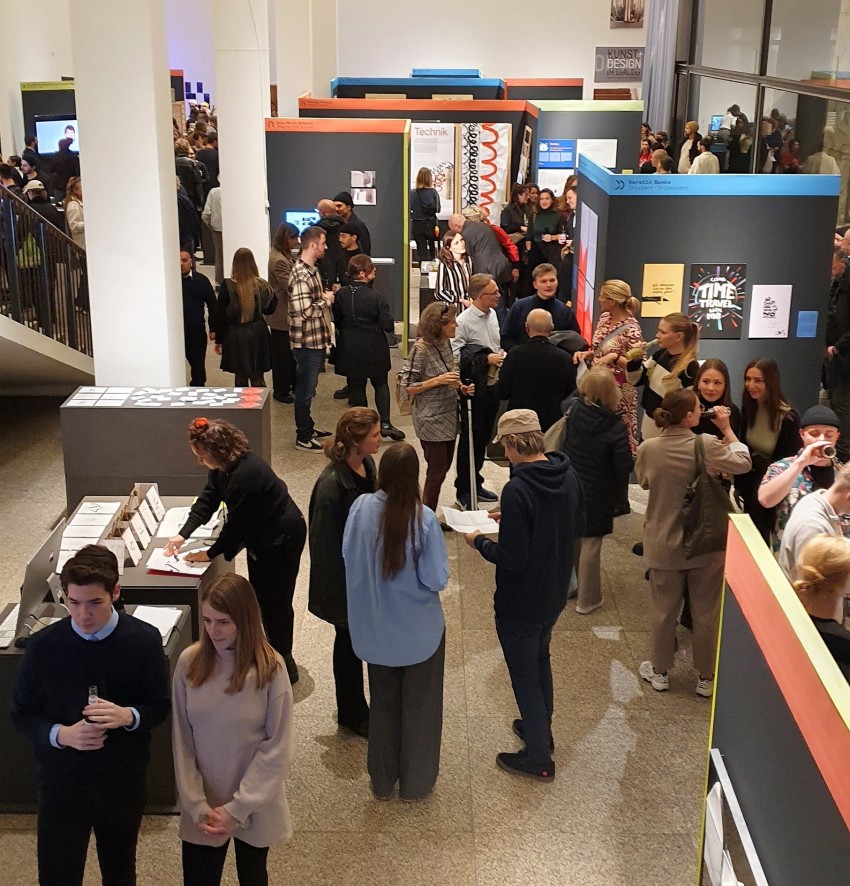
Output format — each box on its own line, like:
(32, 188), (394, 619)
(681, 435), (734, 559)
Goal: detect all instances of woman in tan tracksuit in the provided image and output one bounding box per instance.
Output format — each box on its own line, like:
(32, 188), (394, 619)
(634, 388), (751, 698)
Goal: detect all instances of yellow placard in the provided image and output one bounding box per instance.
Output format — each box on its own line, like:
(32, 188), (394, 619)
(641, 263), (684, 317)
(20, 81), (75, 92)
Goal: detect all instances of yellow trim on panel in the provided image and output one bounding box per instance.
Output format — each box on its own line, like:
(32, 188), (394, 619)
(729, 514), (850, 731)
(532, 99), (643, 112)
(21, 81), (75, 92)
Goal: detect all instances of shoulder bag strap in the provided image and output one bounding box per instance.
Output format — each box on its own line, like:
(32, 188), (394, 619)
(694, 433), (705, 474)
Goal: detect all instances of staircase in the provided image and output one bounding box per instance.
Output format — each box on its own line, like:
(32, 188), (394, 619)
(0, 186), (94, 394)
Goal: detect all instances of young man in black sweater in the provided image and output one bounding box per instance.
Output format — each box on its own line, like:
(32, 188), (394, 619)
(464, 409), (584, 781)
(12, 544), (170, 886)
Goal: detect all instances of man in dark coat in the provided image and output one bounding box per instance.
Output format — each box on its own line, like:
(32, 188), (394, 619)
(501, 263), (580, 350)
(333, 191), (371, 255)
(23, 180), (64, 229)
(195, 134), (220, 195)
(315, 198), (347, 287)
(498, 309), (576, 431)
(449, 213), (512, 289)
(180, 248), (217, 386)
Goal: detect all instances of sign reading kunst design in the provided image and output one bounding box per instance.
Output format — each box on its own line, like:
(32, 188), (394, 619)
(594, 47), (644, 82)
(688, 264), (747, 340)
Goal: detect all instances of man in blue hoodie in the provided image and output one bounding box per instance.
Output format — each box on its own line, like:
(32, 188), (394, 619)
(464, 409), (584, 781)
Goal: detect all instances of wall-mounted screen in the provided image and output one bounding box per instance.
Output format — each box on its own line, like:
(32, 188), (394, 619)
(284, 210), (320, 232)
(35, 116), (80, 152)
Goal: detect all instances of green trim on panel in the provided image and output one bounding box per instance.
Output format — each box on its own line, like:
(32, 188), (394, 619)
(533, 99), (643, 112)
(402, 120), (411, 358)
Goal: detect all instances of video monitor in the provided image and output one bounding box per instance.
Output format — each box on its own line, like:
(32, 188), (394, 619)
(34, 116), (80, 152)
(284, 210), (320, 233)
(709, 115), (724, 133)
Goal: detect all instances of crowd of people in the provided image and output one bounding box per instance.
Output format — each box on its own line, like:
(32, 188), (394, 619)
(8, 112), (850, 885)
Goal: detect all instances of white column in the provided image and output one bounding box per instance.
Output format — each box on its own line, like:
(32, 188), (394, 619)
(273, 0), (312, 116)
(213, 0), (271, 271)
(309, 0), (338, 99)
(69, 0), (185, 385)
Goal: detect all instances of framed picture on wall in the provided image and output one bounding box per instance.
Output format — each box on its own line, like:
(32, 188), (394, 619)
(687, 263), (747, 340)
(610, 0), (645, 28)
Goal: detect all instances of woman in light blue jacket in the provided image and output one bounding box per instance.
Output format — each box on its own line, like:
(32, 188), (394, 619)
(342, 442), (449, 801)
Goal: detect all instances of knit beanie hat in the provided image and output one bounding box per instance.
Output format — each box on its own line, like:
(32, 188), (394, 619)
(333, 191), (354, 206)
(799, 405), (841, 429)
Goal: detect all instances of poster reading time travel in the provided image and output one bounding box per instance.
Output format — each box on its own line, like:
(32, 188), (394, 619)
(687, 263), (747, 339)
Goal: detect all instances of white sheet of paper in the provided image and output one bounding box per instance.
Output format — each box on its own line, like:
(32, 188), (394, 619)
(60, 538), (89, 553)
(145, 486), (166, 520)
(537, 168), (573, 196)
(106, 386), (134, 393)
(122, 528), (142, 566)
(146, 547), (211, 576)
(576, 138), (618, 169)
(56, 551), (74, 571)
(441, 507), (500, 534)
(155, 506), (191, 538)
(102, 539), (126, 574)
(79, 386), (107, 393)
(748, 284), (792, 339)
(78, 501), (120, 515)
(130, 513), (151, 549)
(67, 513), (113, 527)
(703, 782), (724, 883)
(130, 605), (182, 645)
(62, 524), (104, 539)
(138, 500), (159, 535)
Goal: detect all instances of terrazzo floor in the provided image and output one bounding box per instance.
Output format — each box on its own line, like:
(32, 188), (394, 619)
(0, 281), (709, 885)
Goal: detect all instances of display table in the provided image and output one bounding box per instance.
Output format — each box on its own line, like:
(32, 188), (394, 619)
(0, 603), (191, 814)
(60, 386), (271, 510)
(64, 495), (232, 641)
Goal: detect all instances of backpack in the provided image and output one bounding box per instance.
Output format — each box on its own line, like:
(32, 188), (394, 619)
(17, 233), (41, 269)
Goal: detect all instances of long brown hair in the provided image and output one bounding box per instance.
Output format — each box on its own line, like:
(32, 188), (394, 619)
(438, 230), (460, 265)
(325, 407), (380, 461)
(376, 442), (422, 580)
(415, 167), (433, 189)
(230, 247), (262, 323)
(740, 357), (789, 432)
(187, 574), (281, 693)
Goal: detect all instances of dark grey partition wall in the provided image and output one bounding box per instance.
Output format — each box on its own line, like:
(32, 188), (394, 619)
(534, 100), (644, 176)
(298, 98), (539, 189)
(265, 120), (408, 317)
(576, 156), (840, 411)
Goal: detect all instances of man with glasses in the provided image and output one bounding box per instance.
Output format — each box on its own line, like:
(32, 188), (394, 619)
(452, 273), (504, 509)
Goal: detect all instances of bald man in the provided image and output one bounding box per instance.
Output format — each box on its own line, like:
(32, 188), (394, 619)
(497, 308), (577, 432)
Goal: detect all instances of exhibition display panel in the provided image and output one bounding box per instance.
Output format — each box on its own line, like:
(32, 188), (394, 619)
(702, 517), (850, 884)
(60, 386), (270, 510)
(574, 155), (840, 410)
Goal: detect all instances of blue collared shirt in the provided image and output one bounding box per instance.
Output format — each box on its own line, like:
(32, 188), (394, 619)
(49, 608), (140, 748)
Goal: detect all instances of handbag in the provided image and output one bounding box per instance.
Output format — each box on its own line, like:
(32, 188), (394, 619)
(395, 341), (421, 416)
(681, 435), (734, 559)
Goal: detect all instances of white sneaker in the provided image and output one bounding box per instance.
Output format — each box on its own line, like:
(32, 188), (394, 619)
(695, 677), (714, 698)
(575, 600), (603, 615)
(639, 661), (669, 692)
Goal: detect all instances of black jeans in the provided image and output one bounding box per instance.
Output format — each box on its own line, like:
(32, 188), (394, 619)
(38, 779), (146, 885)
(333, 624), (369, 727)
(347, 374), (391, 423)
(455, 387), (500, 497)
(246, 506), (306, 660)
(185, 327), (208, 386)
(495, 614), (558, 766)
(270, 328), (296, 397)
(411, 219), (436, 262)
(182, 839), (269, 886)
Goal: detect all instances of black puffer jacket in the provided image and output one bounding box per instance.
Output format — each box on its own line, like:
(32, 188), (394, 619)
(562, 397), (632, 537)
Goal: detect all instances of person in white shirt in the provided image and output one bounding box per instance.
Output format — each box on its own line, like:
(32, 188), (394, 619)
(202, 186), (223, 285)
(452, 273), (503, 509)
(689, 138), (720, 175)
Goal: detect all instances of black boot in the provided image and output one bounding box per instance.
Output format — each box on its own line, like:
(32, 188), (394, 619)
(381, 421), (405, 441)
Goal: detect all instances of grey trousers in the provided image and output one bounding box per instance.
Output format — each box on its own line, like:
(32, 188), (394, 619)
(367, 633), (445, 799)
(574, 536), (604, 611)
(648, 557), (725, 676)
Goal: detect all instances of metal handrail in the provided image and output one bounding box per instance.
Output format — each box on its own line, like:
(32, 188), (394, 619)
(0, 185), (92, 357)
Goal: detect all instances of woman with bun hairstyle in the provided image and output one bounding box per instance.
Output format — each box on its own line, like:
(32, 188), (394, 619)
(573, 279), (644, 453)
(307, 407), (382, 738)
(165, 418), (306, 685)
(693, 358), (741, 439)
(635, 388), (751, 697)
(626, 311), (700, 443)
(734, 357), (800, 542)
(173, 574), (294, 885)
(792, 536), (850, 682)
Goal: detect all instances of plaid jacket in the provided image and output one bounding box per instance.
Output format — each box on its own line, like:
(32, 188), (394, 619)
(288, 259), (332, 349)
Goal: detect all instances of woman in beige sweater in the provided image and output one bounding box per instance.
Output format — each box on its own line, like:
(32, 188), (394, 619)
(172, 574), (294, 885)
(635, 388), (751, 699)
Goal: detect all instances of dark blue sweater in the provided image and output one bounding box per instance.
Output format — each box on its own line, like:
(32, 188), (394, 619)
(11, 614), (170, 788)
(474, 452), (585, 622)
(501, 294), (580, 350)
